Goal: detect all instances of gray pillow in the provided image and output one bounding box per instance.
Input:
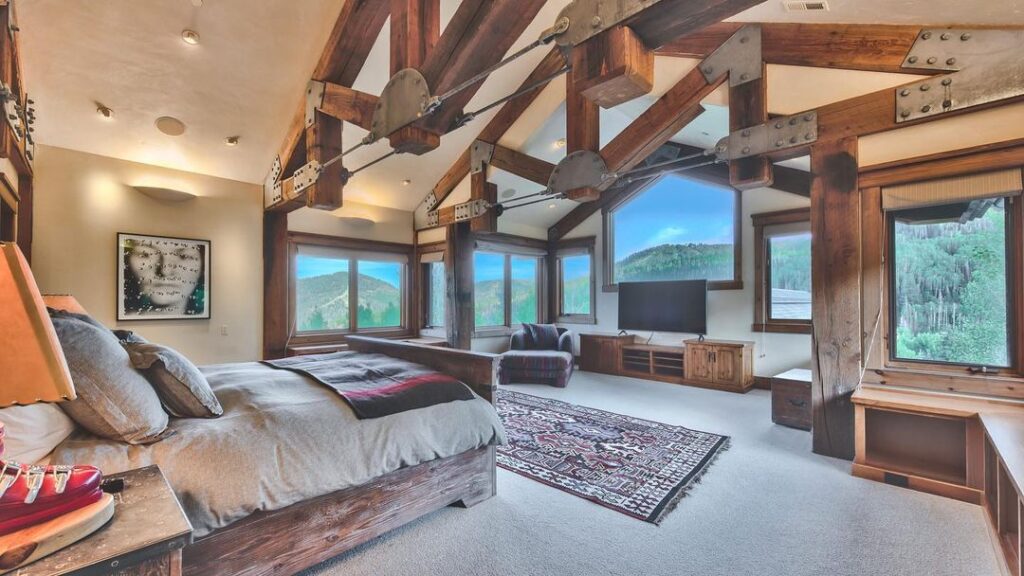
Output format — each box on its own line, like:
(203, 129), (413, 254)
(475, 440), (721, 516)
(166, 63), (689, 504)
(124, 342), (222, 419)
(523, 323), (560, 351)
(49, 312), (170, 444)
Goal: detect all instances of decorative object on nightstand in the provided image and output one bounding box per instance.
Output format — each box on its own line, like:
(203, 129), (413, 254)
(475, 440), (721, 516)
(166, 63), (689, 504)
(9, 466), (192, 576)
(771, 368), (812, 430)
(0, 243), (114, 572)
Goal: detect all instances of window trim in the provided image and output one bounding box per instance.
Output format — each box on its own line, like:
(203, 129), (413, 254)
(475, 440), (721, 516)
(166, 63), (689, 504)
(417, 241), (446, 330)
(751, 208), (812, 334)
(555, 236), (597, 325)
(470, 234), (547, 336)
(288, 232), (414, 345)
(884, 197), (1018, 372)
(602, 174), (743, 292)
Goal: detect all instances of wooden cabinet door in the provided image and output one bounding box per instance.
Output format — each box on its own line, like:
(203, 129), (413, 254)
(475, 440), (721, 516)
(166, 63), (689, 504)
(598, 340), (619, 373)
(686, 346), (714, 382)
(579, 336), (600, 372)
(713, 347), (741, 385)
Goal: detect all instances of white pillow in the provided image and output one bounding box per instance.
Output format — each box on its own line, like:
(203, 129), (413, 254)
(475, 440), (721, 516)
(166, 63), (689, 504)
(0, 403), (76, 463)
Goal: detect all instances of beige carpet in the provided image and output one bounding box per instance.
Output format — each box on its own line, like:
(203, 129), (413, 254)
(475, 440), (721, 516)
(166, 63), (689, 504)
(302, 371), (1002, 576)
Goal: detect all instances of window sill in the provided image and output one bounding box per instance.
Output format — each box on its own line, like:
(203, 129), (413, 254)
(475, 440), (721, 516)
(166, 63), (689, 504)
(752, 322), (812, 335)
(558, 316), (596, 325)
(604, 280), (743, 292)
(473, 328), (512, 338)
(862, 364), (1024, 400)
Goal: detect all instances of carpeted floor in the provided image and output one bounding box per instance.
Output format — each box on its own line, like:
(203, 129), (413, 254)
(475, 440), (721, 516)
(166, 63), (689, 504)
(302, 371), (1002, 576)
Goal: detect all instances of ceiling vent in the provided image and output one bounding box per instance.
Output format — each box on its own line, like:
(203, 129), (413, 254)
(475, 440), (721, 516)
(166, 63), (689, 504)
(783, 0), (830, 11)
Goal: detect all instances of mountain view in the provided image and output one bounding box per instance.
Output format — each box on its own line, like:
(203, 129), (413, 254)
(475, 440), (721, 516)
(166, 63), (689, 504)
(474, 278), (537, 327)
(615, 243), (733, 282)
(296, 270), (400, 331)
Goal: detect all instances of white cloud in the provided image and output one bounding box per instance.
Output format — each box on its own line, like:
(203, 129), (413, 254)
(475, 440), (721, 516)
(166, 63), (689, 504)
(644, 226), (688, 248)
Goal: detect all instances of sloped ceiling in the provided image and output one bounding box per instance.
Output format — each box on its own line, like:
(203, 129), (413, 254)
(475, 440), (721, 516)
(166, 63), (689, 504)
(18, 0), (1024, 232)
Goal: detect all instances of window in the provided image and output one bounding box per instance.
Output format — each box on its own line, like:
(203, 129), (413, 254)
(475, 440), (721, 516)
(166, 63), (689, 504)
(605, 174), (741, 290)
(472, 239), (544, 332)
(425, 260), (445, 328)
(889, 198), (1012, 368)
(752, 208), (812, 333)
(555, 237), (596, 323)
(291, 235), (409, 336)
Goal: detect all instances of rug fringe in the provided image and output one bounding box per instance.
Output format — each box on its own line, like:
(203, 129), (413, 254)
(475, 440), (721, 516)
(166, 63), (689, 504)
(651, 437), (732, 525)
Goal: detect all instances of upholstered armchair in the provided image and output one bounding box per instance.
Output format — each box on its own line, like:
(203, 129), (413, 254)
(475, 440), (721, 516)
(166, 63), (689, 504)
(498, 325), (575, 388)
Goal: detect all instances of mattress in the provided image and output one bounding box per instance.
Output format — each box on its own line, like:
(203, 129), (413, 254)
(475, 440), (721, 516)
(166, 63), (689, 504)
(50, 361), (506, 537)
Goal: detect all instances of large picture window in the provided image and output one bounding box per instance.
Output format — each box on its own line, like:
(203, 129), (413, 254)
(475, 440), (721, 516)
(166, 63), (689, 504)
(472, 237), (544, 332)
(291, 234), (410, 336)
(555, 236), (596, 324)
(474, 252), (506, 328)
(889, 198), (1012, 368)
(605, 174), (741, 290)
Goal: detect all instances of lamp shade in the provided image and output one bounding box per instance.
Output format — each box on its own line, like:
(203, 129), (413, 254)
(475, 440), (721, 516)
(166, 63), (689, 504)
(0, 243), (75, 406)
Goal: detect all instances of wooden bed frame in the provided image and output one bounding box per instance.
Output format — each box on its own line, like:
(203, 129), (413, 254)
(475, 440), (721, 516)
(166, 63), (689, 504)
(180, 336), (500, 576)
(38, 301), (501, 576)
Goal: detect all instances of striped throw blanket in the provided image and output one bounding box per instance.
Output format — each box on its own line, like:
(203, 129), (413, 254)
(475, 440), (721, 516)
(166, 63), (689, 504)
(262, 351), (475, 419)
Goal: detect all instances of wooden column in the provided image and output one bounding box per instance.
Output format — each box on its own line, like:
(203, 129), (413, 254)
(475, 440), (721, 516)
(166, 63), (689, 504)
(729, 63), (773, 190)
(565, 67), (601, 202)
(16, 174), (31, 262)
(263, 211), (290, 359)
(547, 241), (559, 323)
(469, 171), (497, 233)
(305, 110), (345, 210)
(445, 222), (474, 349)
(388, 0), (441, 154)
(810, 136), (861, 459)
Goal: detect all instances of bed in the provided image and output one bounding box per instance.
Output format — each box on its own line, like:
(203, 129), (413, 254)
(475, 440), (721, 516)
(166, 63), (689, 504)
(46, 329), (504, 576)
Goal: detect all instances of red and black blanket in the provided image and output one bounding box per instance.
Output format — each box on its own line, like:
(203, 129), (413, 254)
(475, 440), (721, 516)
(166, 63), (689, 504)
(262, 351), (476, 419)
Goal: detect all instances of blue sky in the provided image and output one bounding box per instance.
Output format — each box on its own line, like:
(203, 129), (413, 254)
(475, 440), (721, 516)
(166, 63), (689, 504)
(563, 254), (590, 281)
(613, 175), (735, 261)
(474, 254), (540, 282)
(297, 256), (400, 287)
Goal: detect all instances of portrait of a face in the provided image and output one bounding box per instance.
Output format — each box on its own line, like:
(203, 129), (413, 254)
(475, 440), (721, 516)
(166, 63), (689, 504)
(118, 233), (210, 320)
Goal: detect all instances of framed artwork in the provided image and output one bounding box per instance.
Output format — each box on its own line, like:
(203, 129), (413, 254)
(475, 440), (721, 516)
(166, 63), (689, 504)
(117, 233), (211, 320)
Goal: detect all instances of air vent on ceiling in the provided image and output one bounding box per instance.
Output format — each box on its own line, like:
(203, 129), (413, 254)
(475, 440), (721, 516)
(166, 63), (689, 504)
(783, 0), (830, 11)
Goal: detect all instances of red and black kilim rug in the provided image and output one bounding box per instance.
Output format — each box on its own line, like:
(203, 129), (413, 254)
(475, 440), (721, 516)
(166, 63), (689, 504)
(496, 389), (729, 524)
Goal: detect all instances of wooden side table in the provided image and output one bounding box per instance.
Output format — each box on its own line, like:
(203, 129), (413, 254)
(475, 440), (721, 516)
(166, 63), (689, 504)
(771, 368), (813, 430)
(15, 466), (192, 576)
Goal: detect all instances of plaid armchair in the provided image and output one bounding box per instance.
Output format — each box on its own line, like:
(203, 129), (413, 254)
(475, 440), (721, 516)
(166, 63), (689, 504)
(498, 327), (575, 387)
(509, 327), (574, 354)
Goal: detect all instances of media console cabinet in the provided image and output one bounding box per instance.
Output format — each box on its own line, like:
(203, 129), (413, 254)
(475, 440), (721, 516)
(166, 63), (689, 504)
(578, 333), (754, 393)
(853, 385), (1024, 575)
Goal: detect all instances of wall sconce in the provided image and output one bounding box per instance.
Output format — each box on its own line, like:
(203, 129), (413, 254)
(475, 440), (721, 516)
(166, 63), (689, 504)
(132, 186), (197, 203)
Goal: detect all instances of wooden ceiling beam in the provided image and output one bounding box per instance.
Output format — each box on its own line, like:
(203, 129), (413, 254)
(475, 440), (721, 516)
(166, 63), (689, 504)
(564, 66), (601, 201)
(729, 62), (772, 190)
(304, 110), (345, 210)
(571, 25), (654, 109)
(318, 83), (378, 131)
(490, 145), (556, 187)
(657, 23), (938, 74)
(268, 0), (389, 211)
(417, 0), (548, 134)
(389, 0), (442, 154)
(622, 0), (765, 50)
(425, 49), (566, 212)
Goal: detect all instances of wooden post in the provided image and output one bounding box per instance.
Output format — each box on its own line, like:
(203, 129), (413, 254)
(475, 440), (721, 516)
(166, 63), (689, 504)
(810, 137), (861, 460)
(547, 240), (559, 323)
(263, 211), (290, 359)
(15, 174), (31, 263)
(565, 67), (601, 202)
(388, 0), (441, 154)
(445, 222), (474, 349)
(571, 25), (654, 108)
(305, 110), (345, 210)
(469, 171), (497, 233)
(729, 63), (773, 190)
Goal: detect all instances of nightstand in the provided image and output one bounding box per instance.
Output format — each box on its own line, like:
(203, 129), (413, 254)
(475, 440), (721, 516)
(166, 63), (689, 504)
(14, 466), (192, 576)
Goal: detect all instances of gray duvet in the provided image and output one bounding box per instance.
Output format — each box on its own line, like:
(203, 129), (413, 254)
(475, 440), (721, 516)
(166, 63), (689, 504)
(50, 361), (506, 537)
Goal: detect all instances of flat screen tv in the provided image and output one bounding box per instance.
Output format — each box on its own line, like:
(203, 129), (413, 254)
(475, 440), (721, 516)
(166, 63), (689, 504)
(618, 279), (707, 335)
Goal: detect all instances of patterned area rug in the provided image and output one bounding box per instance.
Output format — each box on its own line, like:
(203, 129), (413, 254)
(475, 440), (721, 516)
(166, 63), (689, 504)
(496, 389), (729, 524)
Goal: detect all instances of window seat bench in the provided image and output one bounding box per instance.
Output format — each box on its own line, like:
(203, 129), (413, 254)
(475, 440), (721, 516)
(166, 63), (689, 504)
(853, 385), (1024, 575)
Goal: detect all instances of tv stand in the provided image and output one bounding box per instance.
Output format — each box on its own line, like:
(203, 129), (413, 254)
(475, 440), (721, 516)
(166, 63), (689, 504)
(578, 334), (754, 393)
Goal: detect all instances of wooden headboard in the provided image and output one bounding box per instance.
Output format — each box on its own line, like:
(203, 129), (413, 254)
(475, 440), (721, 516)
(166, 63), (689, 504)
(345, 336), (498, 403)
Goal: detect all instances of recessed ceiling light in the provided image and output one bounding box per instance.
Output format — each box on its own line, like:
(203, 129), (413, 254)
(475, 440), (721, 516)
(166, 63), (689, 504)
(225, 136), (240, 147)
(155, 116), (186, 136)
(96, 104), (114, 120)
(401, 179), (411, 186)
(553, 138), (567, 150)
(548, 203), (557, 209)
(181, 29), (200, 45)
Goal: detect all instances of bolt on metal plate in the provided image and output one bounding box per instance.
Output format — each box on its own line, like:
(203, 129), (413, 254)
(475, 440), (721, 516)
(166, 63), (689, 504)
(548, 150), (611, 196)
(305, 80), (326, 128)
(902, 29), (1023, 72)
(715, 112), (818, 161)
(896, 52), (1024, 123)
(293, 160), (323, 194)
(367, 68), (433, 144)
(553, 0), (661, 48)
(470, 140), (495, 174)
(700, 24), (763, 87)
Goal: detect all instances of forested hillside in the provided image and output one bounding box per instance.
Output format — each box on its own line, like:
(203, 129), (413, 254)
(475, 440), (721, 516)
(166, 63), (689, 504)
(296, 271), (400, 331)
(475, 278), (537, 326)
(615, 243), (733, 282)
(893, 204), (1008, 366)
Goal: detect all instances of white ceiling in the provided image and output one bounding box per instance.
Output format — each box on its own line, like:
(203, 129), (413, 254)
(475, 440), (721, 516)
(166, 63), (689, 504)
(19, 0), (1024, 226)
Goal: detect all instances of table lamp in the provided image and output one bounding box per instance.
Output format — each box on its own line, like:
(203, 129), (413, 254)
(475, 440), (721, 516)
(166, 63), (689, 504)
(0, 242), (114, 573)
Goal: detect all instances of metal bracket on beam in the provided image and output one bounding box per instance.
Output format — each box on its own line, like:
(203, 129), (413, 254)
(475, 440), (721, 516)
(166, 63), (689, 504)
(292, 160), (322, 194)
(305, 80), (326, 128)
(548, 150), (611, 196)
(423, 190), (439, 212)
(366, 68), (432, 145)
(551, 0), (661, 48)
(470, 141), (495, 174)
(263, 156), (283, 208)
(897, 29), (1024, 123)
(426, 199), (492, 228)
(0, 81), (22, 143)
(714, 112), (818, 161)
(699, 24), (762, 87)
